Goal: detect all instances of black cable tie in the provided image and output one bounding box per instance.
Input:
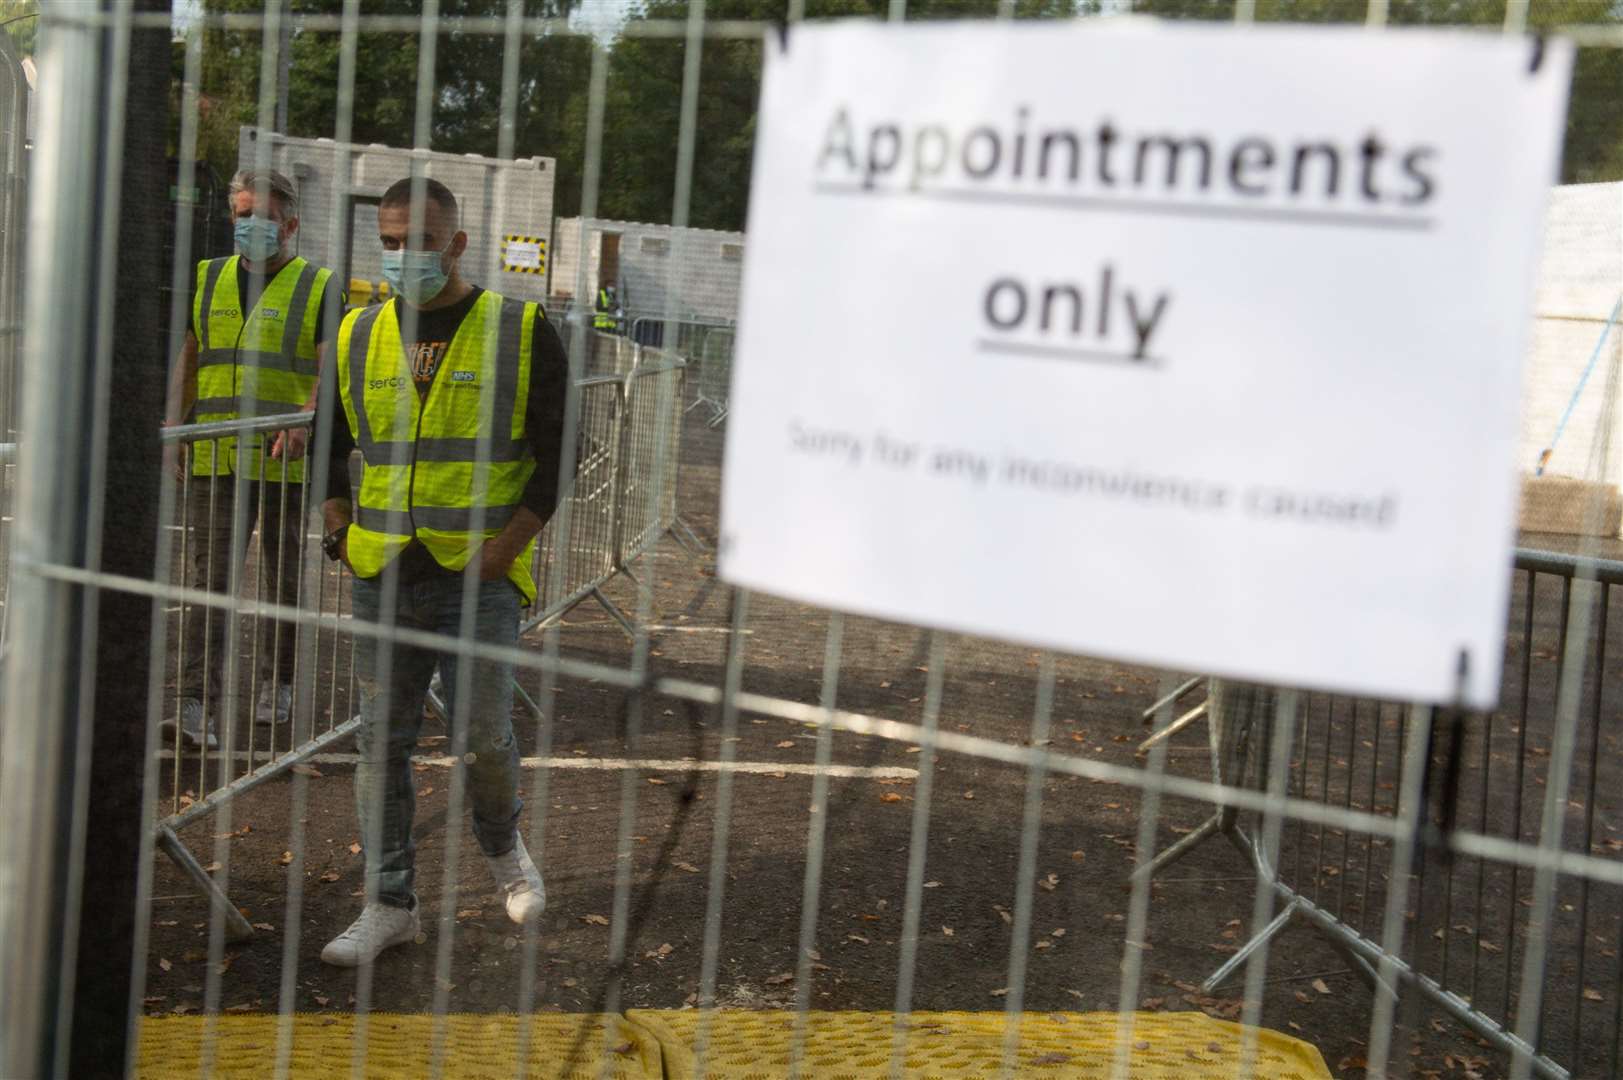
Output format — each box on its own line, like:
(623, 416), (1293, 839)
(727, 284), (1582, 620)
(774, 19), (790, 54)
(1528, 33), (1545, 75)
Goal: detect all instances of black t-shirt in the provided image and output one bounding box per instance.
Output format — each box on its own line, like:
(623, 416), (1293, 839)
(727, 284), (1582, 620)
(323, 287), (571, 584)
(188, 258), (343, 348)
(395, 287), (482, 401)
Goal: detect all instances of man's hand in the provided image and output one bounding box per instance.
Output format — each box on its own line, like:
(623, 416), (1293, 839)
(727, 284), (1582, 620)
(477, 537), (517, 581)
(270, 426), (309, 461)
(160, 422), (186, 481)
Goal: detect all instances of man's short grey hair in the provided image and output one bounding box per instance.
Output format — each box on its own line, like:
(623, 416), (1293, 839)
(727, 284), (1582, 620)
(229, 168), (298, 215)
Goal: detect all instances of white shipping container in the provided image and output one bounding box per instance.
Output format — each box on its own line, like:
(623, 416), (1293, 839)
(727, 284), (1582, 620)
(236, 128), (557, 309)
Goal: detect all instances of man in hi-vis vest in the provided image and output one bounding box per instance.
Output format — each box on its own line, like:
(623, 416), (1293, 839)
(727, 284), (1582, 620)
(317, 177), (569, 966)
(162, 169), (342, 748)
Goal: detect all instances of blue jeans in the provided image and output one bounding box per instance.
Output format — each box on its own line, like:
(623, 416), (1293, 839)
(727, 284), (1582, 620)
(350, 573), (522, 910)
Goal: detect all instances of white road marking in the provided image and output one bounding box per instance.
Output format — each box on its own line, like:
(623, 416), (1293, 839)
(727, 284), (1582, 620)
(152, 750), (918, 780)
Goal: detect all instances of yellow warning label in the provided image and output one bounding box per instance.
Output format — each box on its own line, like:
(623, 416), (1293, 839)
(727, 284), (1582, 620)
(502, 234), (547, 275)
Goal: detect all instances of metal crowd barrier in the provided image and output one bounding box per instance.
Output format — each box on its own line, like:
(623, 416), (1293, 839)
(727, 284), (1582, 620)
(524, 339), (703, 638)
(687, 326), (733, 428)
(1140, 549), (1623, 1080)
(156, 412), (360, 942)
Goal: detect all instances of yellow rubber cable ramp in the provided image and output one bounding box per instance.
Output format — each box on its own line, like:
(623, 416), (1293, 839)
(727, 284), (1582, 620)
(627, 1009), (1331, 1079)
(135, 1009), (1329, 1078)
(133, 1012), (661, 1079)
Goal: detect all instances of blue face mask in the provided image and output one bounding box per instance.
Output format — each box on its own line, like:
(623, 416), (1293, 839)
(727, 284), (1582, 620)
(234, 216), (284, 263)
(381, 245), (451, 306)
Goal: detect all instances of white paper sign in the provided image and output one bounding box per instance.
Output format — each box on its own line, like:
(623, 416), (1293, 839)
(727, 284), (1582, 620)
(719, 22), (1572, 708)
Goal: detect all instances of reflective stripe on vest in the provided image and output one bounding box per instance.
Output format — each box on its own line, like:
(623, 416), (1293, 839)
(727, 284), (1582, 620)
(337, 293), (539, 604)
(191, 255), (330, 481)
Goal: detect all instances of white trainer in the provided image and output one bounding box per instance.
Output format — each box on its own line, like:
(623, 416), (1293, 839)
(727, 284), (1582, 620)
(255, 682), (293, 726)
(485, 836), (546, 925)
(319, 901), (419, 967)
(158, 698), (217, 750)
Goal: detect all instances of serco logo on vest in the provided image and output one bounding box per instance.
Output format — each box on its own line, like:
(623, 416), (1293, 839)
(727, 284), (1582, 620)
(367, 375), (409, 391)
(211, 308), (240, 319)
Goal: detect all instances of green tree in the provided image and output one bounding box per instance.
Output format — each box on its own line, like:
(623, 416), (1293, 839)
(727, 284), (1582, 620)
(1123, 0), (1623, 184)
(574, 0), (1083, 232)
(0, 0), (38, 58)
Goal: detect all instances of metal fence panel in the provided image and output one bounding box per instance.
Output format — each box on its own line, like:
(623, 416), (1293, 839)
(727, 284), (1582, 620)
(2, 4), (1622, 1080)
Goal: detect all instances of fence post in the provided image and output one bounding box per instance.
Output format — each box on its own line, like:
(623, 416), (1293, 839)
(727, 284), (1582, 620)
(0, 3), (168, 1078)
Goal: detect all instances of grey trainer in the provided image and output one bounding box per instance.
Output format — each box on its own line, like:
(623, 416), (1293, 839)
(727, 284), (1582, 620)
(255, 682), (293, 726)
(320, 901), (420, 967)
(485, 836), (546, 925)
(159, 697), (218, 750)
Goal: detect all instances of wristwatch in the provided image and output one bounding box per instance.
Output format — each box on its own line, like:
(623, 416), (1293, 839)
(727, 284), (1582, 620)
(321, 524), (350, 563)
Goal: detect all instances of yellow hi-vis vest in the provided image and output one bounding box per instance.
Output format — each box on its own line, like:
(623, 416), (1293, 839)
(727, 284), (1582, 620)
(336, 292), (541, 603)
(191, 254), (331, 481)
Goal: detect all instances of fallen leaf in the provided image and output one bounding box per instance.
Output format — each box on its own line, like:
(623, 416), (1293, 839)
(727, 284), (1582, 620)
(581, 914), (610, 926)
(674, 862), (701, 873)
(1070, 850), (1086, 862)
(647, 778), (667, 785)
(277, 851), (293, 866)
(1294, 990), (1311, 1004)
(994, 906), (1012, 925)
(923, 880), (942, 888)
(456, 909), (482, 919)
(1034, 940), (1052, 951)
(158, 958), (172, 972)
(765, 972), (794, 985)
(202, 862), (221, 873)
(348, 842), (362, 855)
(1311, 978), (1332, 995)
(419, 787), (434, 797)
(1585, 987), (1605, 1002)
(776, 740), (795, 749)
(942, 926), (954, 937)
(1050, 928), (1066, 938)
(1338, 1056), (1368, 1071)
(252, 922), (275, 932)
(989, 987), (1009, 997)
(880, 792), (903, 803)
(963, 790), (976, 800)
(318, 869), (340, 883)
(1038, 872), (1059, 892)
(847, 934), (870, 945)
(291, 764), (322, 777)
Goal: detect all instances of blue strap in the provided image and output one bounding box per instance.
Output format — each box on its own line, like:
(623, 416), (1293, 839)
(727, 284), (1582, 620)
(1537, 293), (1623, 476)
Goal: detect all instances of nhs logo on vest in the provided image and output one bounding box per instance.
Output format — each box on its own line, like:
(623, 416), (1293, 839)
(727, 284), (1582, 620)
(450, 370), (478, 385)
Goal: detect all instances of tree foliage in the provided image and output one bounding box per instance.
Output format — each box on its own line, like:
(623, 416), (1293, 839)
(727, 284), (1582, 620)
(1123, 0), (1623, 184)
(0, 0), (37, 58)
(184, 0), (1623, 236)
